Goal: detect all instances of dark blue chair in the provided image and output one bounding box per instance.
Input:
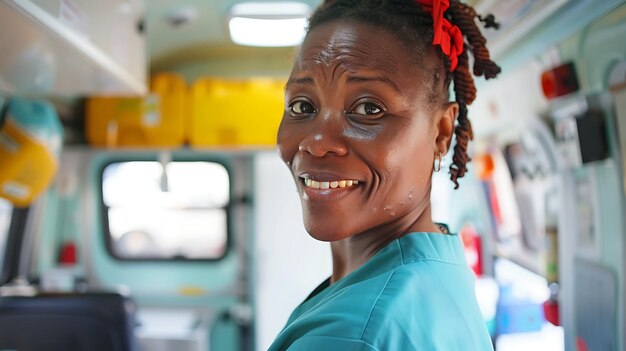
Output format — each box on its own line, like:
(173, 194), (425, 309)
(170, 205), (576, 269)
(0, 292), (137, 351)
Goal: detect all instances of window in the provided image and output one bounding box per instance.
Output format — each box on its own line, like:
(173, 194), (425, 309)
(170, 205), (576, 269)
(0, 198), (12, 270)
(102, 161), (230, 260)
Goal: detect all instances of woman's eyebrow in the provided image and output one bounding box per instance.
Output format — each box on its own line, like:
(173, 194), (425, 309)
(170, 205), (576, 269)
(347, 75), (400, 93)
(286, 77), (314, 88)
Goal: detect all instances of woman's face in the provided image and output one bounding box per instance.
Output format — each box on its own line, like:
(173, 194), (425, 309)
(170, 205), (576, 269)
(277, 20), (456, 241)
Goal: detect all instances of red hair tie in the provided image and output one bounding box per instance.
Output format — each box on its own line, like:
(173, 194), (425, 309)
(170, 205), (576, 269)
(416, 0), (464, 71)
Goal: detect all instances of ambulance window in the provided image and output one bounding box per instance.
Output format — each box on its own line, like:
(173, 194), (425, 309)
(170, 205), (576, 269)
(101, 161), (229, 260)
(0, 198), (12, 269)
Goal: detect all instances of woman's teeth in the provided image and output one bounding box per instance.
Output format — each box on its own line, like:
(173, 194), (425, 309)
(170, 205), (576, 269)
(304, 179), (359, 189)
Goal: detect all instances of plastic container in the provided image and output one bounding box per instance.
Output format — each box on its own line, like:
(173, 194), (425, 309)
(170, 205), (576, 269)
(189, 78), (285, 146)
(86, 73), (187, 147)
(0, 98), (63, 207)
(496, 284), (545, 334)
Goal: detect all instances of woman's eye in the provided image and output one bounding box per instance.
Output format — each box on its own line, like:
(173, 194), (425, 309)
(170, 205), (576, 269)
(352, 102), (383, 115)
(290, 101), (316, 114)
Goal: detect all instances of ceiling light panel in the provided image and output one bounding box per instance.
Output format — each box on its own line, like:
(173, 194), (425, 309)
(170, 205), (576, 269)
(230, 1), (310, 18)
(228, 1), (310, 47)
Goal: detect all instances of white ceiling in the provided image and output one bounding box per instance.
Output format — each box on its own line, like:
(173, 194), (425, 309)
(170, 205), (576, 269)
(145, 0), (322, 74)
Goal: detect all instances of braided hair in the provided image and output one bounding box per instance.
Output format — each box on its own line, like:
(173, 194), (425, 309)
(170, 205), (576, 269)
(306, 0), (501, 188)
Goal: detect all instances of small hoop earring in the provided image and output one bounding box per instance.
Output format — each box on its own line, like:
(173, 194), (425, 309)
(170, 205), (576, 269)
(434, 152), (444, 172)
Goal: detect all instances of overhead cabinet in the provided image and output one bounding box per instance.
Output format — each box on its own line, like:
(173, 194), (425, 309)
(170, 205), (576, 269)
(0, 0), (146, 96)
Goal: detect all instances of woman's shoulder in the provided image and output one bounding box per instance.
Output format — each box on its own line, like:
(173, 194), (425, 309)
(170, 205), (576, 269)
(360, 263), (492, 350)
(272, 263), (492, 350)
(338, 263), (489, 348)
(269, 271), (396, 350)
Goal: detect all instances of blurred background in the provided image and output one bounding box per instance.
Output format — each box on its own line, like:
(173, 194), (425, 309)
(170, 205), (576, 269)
(1, 0), (626, 350)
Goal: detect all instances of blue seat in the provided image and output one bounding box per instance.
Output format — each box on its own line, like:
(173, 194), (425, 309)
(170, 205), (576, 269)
(0, 292), (137, 351)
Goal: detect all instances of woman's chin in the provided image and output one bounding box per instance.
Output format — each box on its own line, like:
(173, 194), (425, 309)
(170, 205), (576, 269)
(304, 222), (350, 242)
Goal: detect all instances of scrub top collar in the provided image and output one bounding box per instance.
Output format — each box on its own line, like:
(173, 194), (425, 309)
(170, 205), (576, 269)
(300, 228), (465, 307)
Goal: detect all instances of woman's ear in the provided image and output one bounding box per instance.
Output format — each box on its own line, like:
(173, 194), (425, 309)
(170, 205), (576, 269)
(435, 102), (458, 154)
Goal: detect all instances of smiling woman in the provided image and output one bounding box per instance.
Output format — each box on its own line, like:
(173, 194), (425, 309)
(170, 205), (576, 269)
(280, 20), (450, 243)
(270, 0), (500, 350)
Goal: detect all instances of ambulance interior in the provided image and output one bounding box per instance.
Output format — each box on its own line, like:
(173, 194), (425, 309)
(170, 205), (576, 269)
(1, 0), (626, 350)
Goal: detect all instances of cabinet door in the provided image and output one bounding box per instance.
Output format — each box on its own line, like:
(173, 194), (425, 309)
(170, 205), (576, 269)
(0, 0), (146, 95)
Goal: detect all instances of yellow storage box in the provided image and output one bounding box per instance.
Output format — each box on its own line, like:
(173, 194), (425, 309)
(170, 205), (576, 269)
(86, 73), (187, 147)
(189, 78), (285, 146)
(0, 98), (63, 207)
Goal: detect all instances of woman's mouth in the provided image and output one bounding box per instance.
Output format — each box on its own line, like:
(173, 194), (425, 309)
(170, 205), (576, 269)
(303, 178), (360, 189)
(297, 174), (362, 202)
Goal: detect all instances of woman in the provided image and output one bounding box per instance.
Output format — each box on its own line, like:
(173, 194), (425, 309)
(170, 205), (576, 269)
(271, 0), (500, 349)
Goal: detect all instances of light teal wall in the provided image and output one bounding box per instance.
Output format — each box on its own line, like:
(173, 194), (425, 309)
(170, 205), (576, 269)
(445, 2), (626, 349)
(557, 4), (626, 350)
(33, 174), (87, 280)
(161, 53), (294, 82)
(559, 4), (626, 93)
(87, 150), (239, 307)
(494, 0), (625, 74)
(32, 148), (247, 350)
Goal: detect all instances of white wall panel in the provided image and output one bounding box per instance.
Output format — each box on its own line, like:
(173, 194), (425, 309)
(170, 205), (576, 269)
(253, 151), (332, 351)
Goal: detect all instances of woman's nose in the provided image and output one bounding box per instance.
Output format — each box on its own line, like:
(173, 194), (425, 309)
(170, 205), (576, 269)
(298, 113), (348, 158)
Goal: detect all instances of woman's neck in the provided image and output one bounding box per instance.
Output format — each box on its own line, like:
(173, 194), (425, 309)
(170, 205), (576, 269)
(329, 205), (440, 283)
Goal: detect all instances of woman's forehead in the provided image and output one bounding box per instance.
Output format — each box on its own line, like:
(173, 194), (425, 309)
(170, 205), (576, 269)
(293, 21), (419, 79)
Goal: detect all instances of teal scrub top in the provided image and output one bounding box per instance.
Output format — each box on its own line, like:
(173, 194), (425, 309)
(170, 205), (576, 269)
(268, 232), (494, 351)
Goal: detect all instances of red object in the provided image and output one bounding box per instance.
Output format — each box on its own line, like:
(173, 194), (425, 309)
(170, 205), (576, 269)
(576, 337), (589, 351)
(541, 62), (579, 99)
(543, 300), (560, 326)
(58, 242), (77, 265)
(460, 226), (483, 275)
(416, 0), (464, 71)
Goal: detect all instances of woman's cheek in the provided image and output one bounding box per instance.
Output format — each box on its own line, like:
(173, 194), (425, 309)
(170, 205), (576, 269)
(276, 120), (294, 165)
(342, 124), (380, 142)
(276, 121), (290, 163)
